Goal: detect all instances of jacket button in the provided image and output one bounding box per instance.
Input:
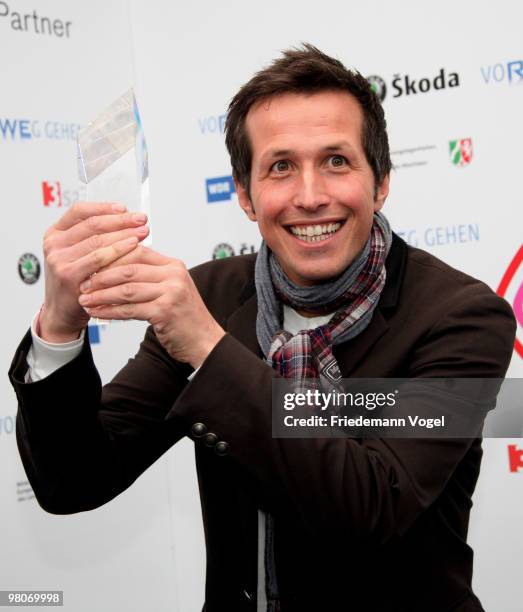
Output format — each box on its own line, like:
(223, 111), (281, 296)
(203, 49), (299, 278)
(191, 423), (207, 438)
(204, 433), (218, 447)
(243, 589), (254, 601)
(215, 441), (229, 456)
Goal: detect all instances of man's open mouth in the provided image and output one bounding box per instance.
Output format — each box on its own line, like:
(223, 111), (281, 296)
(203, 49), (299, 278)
(288, 222), (342, 243)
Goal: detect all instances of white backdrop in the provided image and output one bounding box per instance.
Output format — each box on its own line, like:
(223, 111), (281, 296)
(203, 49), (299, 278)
(1, 0), (522, 610)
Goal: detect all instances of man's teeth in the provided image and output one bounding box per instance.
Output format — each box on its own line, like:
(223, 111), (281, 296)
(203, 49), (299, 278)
(289, 222), (341, 242)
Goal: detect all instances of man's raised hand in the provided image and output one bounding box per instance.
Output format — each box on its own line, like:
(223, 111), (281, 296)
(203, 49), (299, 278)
(39, 202), (149, 343)
(77, 247), (225, 369)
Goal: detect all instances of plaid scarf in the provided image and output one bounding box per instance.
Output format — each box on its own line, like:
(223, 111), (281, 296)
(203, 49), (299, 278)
(253, 212), (392, 610)
(256, 212), (392, 389)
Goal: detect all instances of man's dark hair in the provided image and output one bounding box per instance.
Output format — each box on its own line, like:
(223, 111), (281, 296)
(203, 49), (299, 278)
(225, 43), (391, 198)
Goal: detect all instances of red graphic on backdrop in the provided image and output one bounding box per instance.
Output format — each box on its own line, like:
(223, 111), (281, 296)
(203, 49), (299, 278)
(497, 245), (523, 358)
(42, 181), (62, 207)
(460, 138), (473, 165)
(508, 445), (523, 473)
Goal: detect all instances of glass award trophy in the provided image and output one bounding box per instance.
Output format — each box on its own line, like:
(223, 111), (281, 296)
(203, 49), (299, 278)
(77, 89), (151, 323)
(77, 88), (150, 232)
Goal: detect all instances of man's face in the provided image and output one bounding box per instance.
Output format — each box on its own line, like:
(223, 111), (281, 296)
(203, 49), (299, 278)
(236, 91), (389, 286)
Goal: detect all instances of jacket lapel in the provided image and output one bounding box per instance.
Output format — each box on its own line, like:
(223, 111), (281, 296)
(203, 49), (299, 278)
(226, 293), (263, 358)
(332, 308), (389, 376)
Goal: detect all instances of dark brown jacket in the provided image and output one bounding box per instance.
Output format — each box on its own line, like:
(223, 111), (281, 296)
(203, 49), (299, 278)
(9, 235), (516, 611)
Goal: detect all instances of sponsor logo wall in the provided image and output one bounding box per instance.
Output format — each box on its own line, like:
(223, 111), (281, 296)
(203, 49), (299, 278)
(1, 1), (522, 612)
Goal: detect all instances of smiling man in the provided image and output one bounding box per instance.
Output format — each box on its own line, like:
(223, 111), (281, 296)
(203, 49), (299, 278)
(9, 45), (516, 611)
(235, 90), (389, 288)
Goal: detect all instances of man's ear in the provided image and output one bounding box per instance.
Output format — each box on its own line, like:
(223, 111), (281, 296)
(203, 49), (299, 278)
(373, 173), (390, 212)
(235, 179), (257, 221)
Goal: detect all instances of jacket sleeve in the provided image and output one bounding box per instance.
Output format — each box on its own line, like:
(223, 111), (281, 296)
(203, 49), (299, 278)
(168, 286), (516, 546)
(9, 325), (190, 514)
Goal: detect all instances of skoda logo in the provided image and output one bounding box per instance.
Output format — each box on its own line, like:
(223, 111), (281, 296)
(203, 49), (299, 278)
(367, 75), (387, 102)
(18, 253), (41, 284)
(212, 243), (235, 259)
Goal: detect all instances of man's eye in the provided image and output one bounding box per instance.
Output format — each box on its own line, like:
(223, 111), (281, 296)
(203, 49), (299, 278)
(271, 160), (290, 173)
(328, 155), (348, 168)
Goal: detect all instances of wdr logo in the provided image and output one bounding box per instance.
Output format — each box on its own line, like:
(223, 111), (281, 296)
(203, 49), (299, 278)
(206, 176), (236, 203)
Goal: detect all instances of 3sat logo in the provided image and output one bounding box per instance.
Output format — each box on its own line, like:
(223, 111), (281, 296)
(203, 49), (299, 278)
(42, 181), (62, 206)
(42, 180), (82, 207)
(497, 245), (523, 358)
(449, 138), (473, 166)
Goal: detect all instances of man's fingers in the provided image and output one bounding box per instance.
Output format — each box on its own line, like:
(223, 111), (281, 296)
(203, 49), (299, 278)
(75, 236), (140, 278)
(79, 282), (163, 307)
(84, 302), (151, 322)
(54, 202), (127, 231)
(101, 246), (172, 270)
(57, 211), (148, 248)
(65, 225), (149, 262)
(80, 263), (167, 291)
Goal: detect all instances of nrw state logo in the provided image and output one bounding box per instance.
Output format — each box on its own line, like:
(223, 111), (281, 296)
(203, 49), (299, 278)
(18, 253), (40, 284)
(497, 245), (523, 358)
(508, 444), (523, 473)
(449, 138), (473, 166)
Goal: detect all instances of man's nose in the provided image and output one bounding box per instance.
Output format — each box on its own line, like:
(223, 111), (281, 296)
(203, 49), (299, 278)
(293, 169), (330, 211)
